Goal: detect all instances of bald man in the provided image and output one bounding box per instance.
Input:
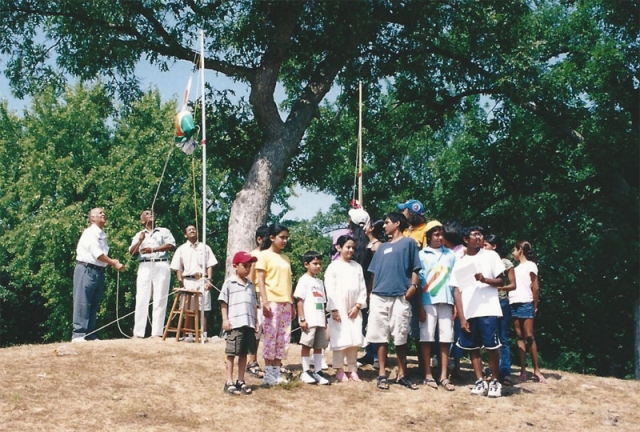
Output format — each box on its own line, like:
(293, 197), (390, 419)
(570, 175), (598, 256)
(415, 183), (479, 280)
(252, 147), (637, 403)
(72, 208), (125, 342)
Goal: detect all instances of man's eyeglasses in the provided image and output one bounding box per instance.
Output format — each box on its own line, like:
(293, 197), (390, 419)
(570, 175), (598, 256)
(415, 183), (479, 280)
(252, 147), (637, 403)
(469, 232), (483, 238)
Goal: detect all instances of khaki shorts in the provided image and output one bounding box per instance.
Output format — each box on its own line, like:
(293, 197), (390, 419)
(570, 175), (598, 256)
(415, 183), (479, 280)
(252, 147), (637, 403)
(419, 303), (454, 343)
(366, 294), (412, 346)
(299, 326), (328, 350)
(183, 279), (211, 311)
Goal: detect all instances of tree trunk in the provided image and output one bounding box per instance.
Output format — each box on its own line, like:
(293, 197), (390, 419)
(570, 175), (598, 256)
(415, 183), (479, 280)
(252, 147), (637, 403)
(635, 295), (640, 380)
(224, 129), (306, 276)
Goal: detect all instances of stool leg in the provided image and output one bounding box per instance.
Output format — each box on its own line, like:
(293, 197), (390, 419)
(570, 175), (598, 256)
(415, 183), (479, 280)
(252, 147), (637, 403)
(162, 293), (181, 341)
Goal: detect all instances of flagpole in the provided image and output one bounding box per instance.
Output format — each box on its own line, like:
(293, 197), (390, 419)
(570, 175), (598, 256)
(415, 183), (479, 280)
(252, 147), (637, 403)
(199, 29), (207, 343)
(357, 81), (363, 207)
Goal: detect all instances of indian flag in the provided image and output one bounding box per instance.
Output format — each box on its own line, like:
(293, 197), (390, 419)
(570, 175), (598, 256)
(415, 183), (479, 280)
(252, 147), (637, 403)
(423, 264), (450, 297)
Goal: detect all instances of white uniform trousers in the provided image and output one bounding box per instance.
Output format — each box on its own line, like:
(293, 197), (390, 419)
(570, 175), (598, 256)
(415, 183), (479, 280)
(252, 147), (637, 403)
(134, 261), (171, 337)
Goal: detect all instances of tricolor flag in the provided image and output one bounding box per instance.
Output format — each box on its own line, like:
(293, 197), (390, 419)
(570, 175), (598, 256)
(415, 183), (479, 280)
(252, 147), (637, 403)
(175, 76), (198, 155)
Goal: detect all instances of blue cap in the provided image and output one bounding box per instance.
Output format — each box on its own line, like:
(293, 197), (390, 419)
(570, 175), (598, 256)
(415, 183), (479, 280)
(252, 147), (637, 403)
(396, 199), (425, 215)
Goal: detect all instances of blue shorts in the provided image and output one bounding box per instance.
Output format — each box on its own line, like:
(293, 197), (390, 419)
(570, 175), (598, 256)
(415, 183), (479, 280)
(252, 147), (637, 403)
(510, 302), (534, 319)
(456, 316), (500, 350)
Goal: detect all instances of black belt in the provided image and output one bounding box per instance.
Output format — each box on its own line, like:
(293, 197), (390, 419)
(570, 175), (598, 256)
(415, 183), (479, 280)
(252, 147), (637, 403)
(77, 261), (105, 271)
(139, 258), (169, 263)
(183, 275), (202, 280)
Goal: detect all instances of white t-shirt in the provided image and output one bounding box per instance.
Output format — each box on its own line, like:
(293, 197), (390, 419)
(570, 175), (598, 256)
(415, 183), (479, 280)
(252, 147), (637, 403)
(510, 260), (538, 304)
(293, 274), (326, 328)
(450, 249), (505, 319)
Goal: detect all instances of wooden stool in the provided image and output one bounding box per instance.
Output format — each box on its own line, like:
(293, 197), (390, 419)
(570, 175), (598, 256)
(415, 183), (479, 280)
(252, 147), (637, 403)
(163, 289), (202, 342)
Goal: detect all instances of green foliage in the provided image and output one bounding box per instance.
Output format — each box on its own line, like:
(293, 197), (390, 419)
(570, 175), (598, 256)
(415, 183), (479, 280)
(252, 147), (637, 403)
(0, 83), (263, 344)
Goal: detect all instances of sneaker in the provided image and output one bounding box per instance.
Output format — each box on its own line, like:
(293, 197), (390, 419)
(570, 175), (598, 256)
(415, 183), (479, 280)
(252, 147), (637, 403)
(488, 379), (502, 398)
(276, 370), (289, 384)
(335, 371), (348, 383)
(71, 337), (86, 343)
(312, 371), (330, 385)
(262, 367), (277, 386)
(349, 371), (362, 382)
(182, 334), (195, 343)
(372, 360), (379, 369)
(470, 379), (488, 396)
(300, 370), (317, 384)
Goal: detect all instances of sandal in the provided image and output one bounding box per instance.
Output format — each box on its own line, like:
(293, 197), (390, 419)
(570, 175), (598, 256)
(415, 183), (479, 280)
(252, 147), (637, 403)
(376, 375), (390, 390)
(224, 382), (240, 395)
(439, 378), (455, 391)
(235, 380), (252, 395)
(518, 372), (529, 382)
(532, 373), (547, 384)
(397, 376), (418, 390)
(502, 376), (513, 387)
(423, 377), (438, 389)
(246, 362), (265, 378)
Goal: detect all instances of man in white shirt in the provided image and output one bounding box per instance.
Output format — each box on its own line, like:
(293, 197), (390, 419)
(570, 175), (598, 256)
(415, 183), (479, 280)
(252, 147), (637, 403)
(129, 210), (176, 338)
(451, 226), (505, 397)
(72, 208), (125, 342)
(171, 225), (218, 336)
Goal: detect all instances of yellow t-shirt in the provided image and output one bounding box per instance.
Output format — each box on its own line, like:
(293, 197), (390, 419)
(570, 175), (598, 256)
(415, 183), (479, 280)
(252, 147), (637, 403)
(403, 223), (428, 249)
(255, 249), (293, 303)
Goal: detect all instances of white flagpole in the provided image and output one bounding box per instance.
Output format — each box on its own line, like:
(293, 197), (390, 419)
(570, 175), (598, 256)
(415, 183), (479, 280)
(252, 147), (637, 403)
(200, 30), (207, 343)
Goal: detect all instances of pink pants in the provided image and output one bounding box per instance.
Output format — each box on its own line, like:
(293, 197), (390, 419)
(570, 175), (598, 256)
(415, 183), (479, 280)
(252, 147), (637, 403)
(262, 302), (292, 361)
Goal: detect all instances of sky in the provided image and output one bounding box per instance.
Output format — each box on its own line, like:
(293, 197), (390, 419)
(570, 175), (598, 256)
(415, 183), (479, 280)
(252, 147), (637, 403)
(0, 57), (336, 221)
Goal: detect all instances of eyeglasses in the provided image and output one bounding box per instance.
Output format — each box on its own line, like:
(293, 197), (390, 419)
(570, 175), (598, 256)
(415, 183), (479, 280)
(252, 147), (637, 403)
(469, 232), (484, 238)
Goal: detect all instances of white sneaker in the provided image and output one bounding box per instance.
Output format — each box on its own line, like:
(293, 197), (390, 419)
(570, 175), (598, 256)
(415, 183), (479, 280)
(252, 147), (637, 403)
(313, 371), (330, 385)
(276, 371), (289, 384)
(470, 379), (488, 396)
(182, 334), (195, 343)
(262, 367), (277, 386)
(300, 370), (317, 384)
(488, 379), (502, 398)
(71, 337), (86, 343)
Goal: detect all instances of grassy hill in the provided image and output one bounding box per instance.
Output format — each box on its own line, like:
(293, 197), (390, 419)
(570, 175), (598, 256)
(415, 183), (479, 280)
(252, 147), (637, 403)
(2, 338), (638, 431)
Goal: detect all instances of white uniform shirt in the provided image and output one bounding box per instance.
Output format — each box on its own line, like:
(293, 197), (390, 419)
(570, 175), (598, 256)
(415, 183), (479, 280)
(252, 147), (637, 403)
(76, 224), (109, 267)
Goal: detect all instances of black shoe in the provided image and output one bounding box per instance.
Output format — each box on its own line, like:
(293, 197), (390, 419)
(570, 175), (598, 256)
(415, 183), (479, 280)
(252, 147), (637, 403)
(357, 354), (374, 365)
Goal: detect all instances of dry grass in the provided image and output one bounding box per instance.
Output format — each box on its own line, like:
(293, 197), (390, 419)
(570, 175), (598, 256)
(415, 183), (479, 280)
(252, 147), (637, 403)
(1, 338), (638, 431)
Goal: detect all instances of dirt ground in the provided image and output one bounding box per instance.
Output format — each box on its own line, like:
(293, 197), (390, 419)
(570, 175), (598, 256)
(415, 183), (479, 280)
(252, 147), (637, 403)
(1, 338), (638, 431)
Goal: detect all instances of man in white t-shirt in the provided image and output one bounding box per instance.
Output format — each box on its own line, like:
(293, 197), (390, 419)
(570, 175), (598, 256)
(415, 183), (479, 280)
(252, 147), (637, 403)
(451, 226), (505, 397)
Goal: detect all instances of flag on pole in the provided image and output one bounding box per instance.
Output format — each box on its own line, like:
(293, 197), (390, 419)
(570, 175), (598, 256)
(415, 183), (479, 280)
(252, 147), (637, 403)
(175, 76), (198, 155)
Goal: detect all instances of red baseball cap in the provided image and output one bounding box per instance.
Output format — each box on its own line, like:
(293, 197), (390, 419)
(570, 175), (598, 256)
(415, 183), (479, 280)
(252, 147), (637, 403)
(232, 251), (258, 265)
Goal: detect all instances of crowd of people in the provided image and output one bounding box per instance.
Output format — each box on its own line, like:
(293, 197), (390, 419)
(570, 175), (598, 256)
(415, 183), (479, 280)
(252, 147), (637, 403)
(71, 203), (545, 398)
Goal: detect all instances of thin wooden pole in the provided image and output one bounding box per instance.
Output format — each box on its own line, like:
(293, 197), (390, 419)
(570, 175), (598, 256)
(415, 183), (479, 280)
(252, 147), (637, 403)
(357, 81), (363, 207)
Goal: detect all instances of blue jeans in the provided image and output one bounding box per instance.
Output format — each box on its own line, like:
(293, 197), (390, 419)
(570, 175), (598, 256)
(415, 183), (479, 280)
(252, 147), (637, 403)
(498, 298), (511, 379)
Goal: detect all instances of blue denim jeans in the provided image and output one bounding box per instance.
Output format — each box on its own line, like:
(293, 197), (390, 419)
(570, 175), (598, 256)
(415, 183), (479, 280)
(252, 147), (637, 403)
(498, 298), (511, 379)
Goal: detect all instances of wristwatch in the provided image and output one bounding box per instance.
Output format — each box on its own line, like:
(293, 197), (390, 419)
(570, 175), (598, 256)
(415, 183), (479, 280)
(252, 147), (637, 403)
(299, 317), (306, 322)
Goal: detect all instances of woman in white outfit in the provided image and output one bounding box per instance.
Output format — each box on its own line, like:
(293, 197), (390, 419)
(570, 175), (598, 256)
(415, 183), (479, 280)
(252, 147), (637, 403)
(325, 235), (367, 382)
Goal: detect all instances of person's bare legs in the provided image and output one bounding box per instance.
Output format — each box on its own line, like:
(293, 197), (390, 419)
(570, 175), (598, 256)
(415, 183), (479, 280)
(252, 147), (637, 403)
(396, 343), (408, 379)
(420, 342), (435, 383)
(470, 349), (483, 380)
(238, 355), (247, 382)
(524, 318), (546, 382)
(514, 318), (528, 378)
(377, 343), (388, 376)
(225, 355), (235, 384)
(439, 342), (451, 383)
(487, 348), (500, 381)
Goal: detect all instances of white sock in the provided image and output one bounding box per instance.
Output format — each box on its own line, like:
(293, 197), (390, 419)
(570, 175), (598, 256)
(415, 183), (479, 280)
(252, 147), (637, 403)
(301, 356), (311, 372)
(313, 353), (323, 372)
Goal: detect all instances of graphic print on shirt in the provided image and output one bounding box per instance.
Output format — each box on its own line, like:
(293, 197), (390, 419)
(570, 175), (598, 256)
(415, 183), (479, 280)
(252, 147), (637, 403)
(423, 264), (450, 297)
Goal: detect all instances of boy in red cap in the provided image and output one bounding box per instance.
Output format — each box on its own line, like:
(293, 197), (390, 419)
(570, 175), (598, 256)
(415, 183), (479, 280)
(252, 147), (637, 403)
(218, 251), (258, 395)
